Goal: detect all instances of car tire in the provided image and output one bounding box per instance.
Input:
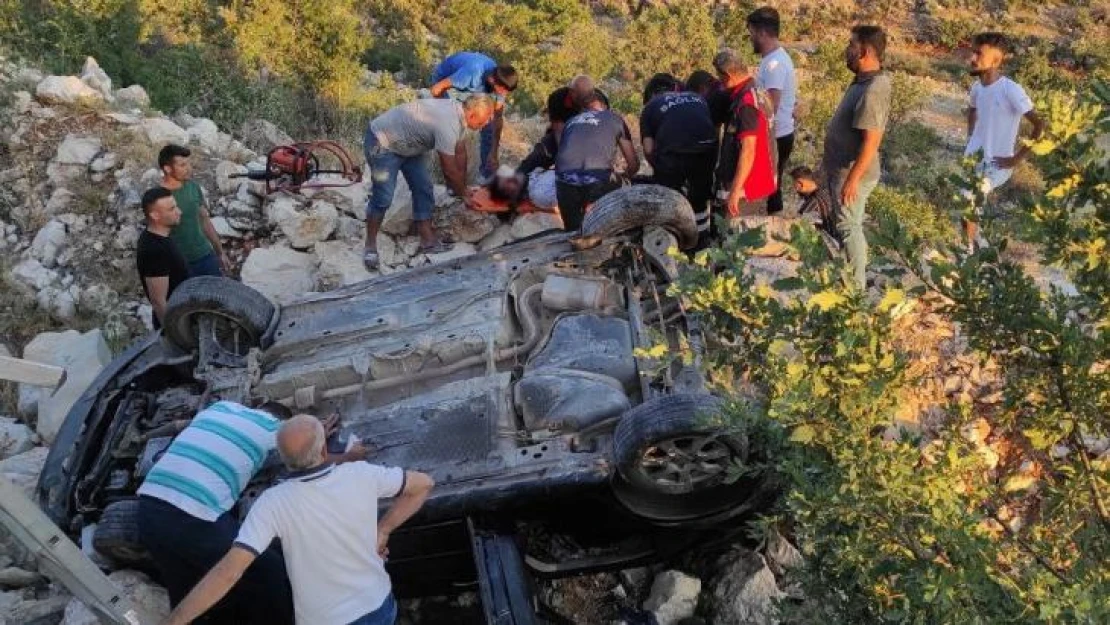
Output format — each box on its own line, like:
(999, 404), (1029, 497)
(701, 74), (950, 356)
(581, 184), (699, 250)
(163, 276), (275, 352)
(94, 499), (150, 566)
(613, 393), (745, 496)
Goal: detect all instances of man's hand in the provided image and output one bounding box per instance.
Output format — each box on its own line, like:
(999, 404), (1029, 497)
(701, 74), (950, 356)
(321, 413), (341, 438)
(218, 251), (231, 274)
(992, 155), (1020, 170)
(727, 187), (744, 218)
(344, 440), (371, 462)
(840, 175), (860, 206)
(461, 189), (478, 211)
(377, 529), (391, 560)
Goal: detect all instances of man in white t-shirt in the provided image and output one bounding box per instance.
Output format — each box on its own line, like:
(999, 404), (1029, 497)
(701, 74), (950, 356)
(748, 6), (797, 215)
(164, 415), (434, 625)
(963, 31), (1044, 249)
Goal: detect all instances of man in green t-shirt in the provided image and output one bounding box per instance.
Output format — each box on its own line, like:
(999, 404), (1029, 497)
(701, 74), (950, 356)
(158, 145), (229, 277)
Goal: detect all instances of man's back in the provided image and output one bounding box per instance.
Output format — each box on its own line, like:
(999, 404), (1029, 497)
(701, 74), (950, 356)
(370, 99), (465, 158)
(235, 462), (404, 625)
(556, 109), (631, 185)
(640, 92), (717, 155)
(430, 52), (496, 93)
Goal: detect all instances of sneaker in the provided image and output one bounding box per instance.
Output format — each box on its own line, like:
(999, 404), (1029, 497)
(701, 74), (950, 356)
(363, 249), (379, 270)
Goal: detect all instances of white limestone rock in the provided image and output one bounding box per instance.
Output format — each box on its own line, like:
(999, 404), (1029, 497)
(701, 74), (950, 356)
(30, 220), (68, 268)
(510, 212), (563, 239)
(35, 75), (104, 105)
(643, 570), (702, 625)
(240, 246), (315, 305)
(215, 161), (249, 195)
(79, 57), (112, 99)
(141, 117), (189, 146)
(20, 329), (111, 444)
(62, 570), (170, 625)
(0, 418), (35, 461)
(314, 240), (374, 290)
(54, 134), (102, 166)
(114, 84), (150, 109)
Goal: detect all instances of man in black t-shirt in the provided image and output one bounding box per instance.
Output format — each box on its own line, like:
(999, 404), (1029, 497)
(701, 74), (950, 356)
(640, 73), (718, 245)
(137, 187), (188, 330)
(555, 86), (639, 231)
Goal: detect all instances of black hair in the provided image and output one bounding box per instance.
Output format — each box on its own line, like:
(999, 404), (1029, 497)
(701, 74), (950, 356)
(141, 187), (173, 218)
(685, 70), (717, 96)
(788, 166), (815, 181)
(157, 144), (190, 171)
(972, 32), (1010, 53)
(254, 400), (293, 421)
(642, 73), (681, 105)
(746, 7), (781, 37)
(492, 65), (518, 91)
(851, 25), (887, 61)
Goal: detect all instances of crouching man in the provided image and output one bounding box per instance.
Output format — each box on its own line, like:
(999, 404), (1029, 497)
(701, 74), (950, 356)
(163, 415), (435, 625)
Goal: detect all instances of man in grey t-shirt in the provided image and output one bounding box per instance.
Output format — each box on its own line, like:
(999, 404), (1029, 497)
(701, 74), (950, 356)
(362, 96), (495, 269)
(821, 25), (892, 289)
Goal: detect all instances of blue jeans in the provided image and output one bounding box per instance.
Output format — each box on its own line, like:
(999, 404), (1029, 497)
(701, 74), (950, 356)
(347, 594), (397, 625)
(364, 127), (434, 221)
(188, 252), (222, 278)
(827, 170), (878, 289)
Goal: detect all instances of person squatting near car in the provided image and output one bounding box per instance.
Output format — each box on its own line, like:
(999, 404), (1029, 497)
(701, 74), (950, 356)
(152, 406), (432, 625)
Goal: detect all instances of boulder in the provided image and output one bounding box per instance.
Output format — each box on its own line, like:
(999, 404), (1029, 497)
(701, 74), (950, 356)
(210, 216), (242, 239)
(89, 151), (118, 173)
(235, 182), (263, 208)
(79, 57), (112, 99)
(434, 201), (498, 244)
(0, 594), (69, 625)
(510, 212), (563, 239)
(225, 199), (263, 231)
(20, 330), (111, 443)
(30, 219), (67, 267)
(35, 75), (103, 105)
(643, 570), (702, 625)
(54, 135), (102, 166)
(114, 84), (150, 109)
(38, 285), (80, 320)
(11, 258), (58, 292)
(379, 176), (413, 236)
(113, 224), (140, 251)
(239, 119), (293, 152)
(269, 199), (337, 249)
(215, 161), (248, 195)
(0, 566), (42, 588)
(0, 418), (34, 460)
(335, 215), (364, 240)
(314, 240), (374, 290)
(707, 547), (782, 625)
(186, 118), (220, 147)
(478, 224), (515, 251)
(301, 178), (369, 219)
(62, 570), (170, 625)
(79, 284), (120, 318)
(0, 448), (50, 566)
(241, 246), (315, 305)
(375, 234), (416, 270)
(141, 118), (189, 146)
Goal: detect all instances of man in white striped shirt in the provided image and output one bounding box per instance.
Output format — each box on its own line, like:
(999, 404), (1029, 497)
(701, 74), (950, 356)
(137, 400), (365, 624)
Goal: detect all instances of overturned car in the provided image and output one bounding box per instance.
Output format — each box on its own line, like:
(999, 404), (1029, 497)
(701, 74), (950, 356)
(36, 186), (777, 621)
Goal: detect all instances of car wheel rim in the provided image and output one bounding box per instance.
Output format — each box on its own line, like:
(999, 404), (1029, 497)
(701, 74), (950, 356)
(639, 435), (732, 491)
(194, 312), (257, 356)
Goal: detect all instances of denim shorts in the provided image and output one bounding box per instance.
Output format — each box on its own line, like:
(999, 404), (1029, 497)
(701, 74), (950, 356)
(363, 127), (435, 221)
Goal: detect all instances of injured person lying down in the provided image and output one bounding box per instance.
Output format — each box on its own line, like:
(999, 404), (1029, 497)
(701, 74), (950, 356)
(485, 165), (559, 212)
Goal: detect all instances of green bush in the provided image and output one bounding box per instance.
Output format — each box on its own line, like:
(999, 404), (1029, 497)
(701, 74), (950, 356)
(868, 186), (956, 248)
(619, 1), (716, 86)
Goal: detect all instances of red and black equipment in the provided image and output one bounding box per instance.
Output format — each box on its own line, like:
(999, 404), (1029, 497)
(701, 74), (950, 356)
(230, 140), (362, 194)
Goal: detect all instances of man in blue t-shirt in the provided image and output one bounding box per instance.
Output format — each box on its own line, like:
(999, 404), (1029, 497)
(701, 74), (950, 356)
(555, 85), (639, 231)
(430, 52), (519, 181)
(640, 73), (717, 244)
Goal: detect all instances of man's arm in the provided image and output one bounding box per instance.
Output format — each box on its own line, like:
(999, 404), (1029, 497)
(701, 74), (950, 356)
(199, 202), (229, 273)
(164, 547), (257, 625)
(429, 77), (453, 98)
(439, 144), (474, 208)
(842, 128), (884, 205)
(641, 137), (655, 166)
(488, 108), (504, 171)
(144, 276), (170, 323)
(767, 88), (782, 115)
(618, 137), (640, 179)
(727, 135), (758, 216)
(966, 107), (977, 139)
(377, 471), (434, 557)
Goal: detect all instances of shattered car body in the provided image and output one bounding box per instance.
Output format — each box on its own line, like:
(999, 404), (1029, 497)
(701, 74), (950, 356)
(36, 186), (777, 614)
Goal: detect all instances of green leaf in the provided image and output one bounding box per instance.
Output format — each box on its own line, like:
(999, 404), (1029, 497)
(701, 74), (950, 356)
(789, 424), (817, 444)
(771, 277), (805, 291)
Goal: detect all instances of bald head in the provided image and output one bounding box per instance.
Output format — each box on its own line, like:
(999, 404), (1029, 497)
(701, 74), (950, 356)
(277, 414), (326, 471)
(569, 75), (600, 109)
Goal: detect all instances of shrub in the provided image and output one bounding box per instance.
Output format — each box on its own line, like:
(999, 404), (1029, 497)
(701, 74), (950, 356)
(619, 1), (717, 86)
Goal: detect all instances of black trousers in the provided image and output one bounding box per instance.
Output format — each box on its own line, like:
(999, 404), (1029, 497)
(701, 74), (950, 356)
(137, 496), (294, 625)
(556, 179), (620, 231)
(653, 150), (716, 246)
(767, 132), (795, 215)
